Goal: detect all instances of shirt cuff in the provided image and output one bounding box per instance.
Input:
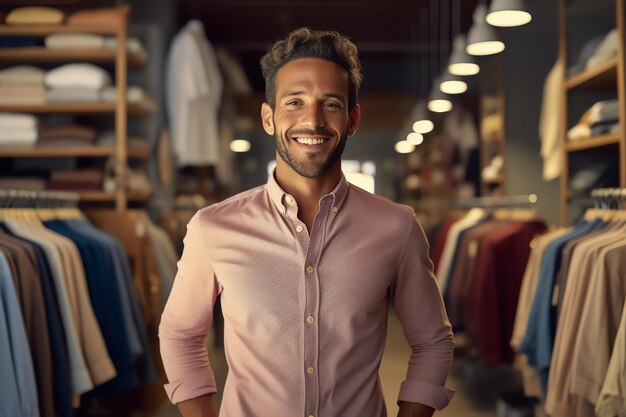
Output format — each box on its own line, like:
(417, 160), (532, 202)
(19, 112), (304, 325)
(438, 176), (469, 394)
(163, 370), (217, 404)
(398, 379), (455, 410)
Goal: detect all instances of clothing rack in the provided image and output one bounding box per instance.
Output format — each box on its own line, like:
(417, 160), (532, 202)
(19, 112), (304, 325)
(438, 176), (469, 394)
(0, 189), (80, 208)
(591, 188), (626, 209)
(452, 194), (538, 209)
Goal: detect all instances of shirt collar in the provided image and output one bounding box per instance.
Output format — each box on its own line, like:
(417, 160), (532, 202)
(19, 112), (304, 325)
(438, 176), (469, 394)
(266, 170), (350, 215)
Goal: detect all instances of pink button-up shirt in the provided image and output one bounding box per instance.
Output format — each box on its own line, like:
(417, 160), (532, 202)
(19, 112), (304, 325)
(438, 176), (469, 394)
(159, 174), (454, 417)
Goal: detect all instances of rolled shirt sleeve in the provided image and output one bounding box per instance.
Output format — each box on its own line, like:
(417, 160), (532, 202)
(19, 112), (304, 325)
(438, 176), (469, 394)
(393, 215), (455, 410)
(158, 212), (221, 404)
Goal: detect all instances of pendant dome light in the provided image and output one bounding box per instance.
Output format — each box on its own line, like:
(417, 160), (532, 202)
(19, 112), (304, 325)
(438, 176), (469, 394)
(466, 4), (505, 56)
(448, 35), (480, 76)
(439, 72), (468, 94)
(486, 0), (532, 27)
(428, 79), (453, 113)
(411, 100), (434, 134)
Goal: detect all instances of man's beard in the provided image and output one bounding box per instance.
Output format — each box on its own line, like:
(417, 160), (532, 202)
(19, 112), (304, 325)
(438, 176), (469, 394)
(275, 127), (348, 178)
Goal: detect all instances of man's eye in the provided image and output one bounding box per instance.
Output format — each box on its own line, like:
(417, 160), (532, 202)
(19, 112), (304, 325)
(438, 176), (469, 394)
(325, 102), (340, 109)
(286, 101), (301, 106)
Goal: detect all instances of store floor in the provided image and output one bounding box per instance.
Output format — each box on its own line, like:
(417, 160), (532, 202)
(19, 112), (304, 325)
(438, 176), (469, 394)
(151, 311), (497, 417)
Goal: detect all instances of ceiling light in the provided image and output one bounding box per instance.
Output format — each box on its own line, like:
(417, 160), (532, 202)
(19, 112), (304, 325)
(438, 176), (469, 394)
(407, 132), (424, 146)
(428, 78), (453, 113)
(467, 5), (505, 56)
(410, 100), (434, 134)
(486, 0), (532, 27)
(395, 140), (415, 154)
(440, 73), (468, 94)
(413, 119), (434, 134)
(428, 99), (453, 113)
(448, 35), (480, 76)
(229, 139), (251, 152)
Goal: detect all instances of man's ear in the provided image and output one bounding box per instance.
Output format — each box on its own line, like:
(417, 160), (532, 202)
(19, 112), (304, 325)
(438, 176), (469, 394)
(261, 102), (275, 135)
(347, 104), (361, 137)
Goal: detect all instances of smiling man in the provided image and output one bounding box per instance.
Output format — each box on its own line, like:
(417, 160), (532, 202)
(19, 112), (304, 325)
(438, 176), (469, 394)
(159, 28), (454, 417)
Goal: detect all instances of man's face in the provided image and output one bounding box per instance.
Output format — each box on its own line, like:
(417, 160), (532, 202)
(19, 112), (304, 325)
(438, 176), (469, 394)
(261, 58), (360, 179)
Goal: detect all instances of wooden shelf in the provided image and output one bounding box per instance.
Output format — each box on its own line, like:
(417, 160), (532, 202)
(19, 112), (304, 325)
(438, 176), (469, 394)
(565, 57), (618, 90)
(79, 191), (150, 202)
(0, 24), (122, 36)
(565, 133), (621, 152)
(0, 98), (155, 115)
(0, 144), (150, 159)
(0, 47), (146, 68)
(481, 174), (505, 185)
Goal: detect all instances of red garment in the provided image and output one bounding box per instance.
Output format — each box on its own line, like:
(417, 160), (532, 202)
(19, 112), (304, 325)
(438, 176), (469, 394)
(431, 216), (461, 271)
(468, 221), (546, 367)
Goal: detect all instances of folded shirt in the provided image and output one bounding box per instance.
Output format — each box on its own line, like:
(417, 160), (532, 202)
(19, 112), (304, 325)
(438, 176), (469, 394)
(0, 37), (44, 49)
(0, 177), (46, 190)
(0, 65), (45, 85)
(586, 29), (618, 70)
(97, 131), (151, 154)
(0, 113), (37, 130)
(568, 34), (605, 77)
(45, 33), (106, 49)
(100, 85), (146, 103)
(45, 87), (101, 102)
(103, 36), (148, 61)
(66, 6), (129, 27)
(50, 168), (104, 184)
(39, 124), (97, 143)
(0, 84), (45, 104)
(567, 123), (592, 141)
(591, 120), (619, 136)
(45, 63), (111, 90)
(588, 99), (619, 124)
(0, 129), (38, 144)
(5, 6), (64, 25)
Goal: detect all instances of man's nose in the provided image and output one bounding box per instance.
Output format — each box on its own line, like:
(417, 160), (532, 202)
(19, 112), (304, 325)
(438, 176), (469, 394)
(302, 104), (326, 128)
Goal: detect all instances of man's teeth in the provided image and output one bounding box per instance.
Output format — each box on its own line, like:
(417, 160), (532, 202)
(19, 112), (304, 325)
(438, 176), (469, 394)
(295, 138), (325, 145)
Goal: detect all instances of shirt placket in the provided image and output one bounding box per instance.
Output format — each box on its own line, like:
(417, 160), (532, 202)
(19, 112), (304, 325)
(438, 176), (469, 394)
(296, 196), (331, 417)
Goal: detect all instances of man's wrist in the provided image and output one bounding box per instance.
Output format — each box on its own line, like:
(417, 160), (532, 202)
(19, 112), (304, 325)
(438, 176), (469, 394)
(397, 401), (435, 417)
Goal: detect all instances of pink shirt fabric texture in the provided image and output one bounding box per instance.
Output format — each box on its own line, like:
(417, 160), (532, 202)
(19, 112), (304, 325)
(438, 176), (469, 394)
(159, 174), (455, 417)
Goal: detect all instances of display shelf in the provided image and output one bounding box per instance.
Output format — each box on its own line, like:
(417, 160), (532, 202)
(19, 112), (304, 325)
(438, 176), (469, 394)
(0, 98), (154, 115)
(565, 57), (618, 90)
(565, 133), (621, 151)
(79, 190), (150, 202)
(0, 24), (121, 36)
(0, 144), (150, 159)
(0, 47), (146, 68)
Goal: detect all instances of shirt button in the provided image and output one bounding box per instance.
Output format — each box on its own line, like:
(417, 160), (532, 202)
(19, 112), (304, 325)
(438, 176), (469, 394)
(332, 206), (338, 213)
(306, 315), (315, 324)
(296, 225), (304, 233)
(306, 265), (314, 274)
(285, 195), (293, 205)
(308, 415), (315, 417)
(307, 367), (315, 375)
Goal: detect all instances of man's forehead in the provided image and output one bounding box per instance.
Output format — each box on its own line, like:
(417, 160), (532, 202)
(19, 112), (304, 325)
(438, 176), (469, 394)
(275, 58), (349, 96)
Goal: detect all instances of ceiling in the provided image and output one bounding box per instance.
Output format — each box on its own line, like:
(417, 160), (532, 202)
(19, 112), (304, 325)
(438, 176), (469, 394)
(177, 0), (480, 92)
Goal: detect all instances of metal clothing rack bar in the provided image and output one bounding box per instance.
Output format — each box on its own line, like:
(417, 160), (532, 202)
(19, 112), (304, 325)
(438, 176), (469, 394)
(591, 188), (626, 209)
(452, 194), (538, 209)
(0, 189), (80, 208)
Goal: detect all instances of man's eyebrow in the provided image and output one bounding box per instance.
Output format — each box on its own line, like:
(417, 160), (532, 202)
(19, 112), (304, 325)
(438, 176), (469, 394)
(280, 90), (304, 98)
(279, 91), (347, 103)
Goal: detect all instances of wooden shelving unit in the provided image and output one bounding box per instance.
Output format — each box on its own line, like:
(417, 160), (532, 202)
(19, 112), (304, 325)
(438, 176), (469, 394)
(0, 47), (146, 68)
(558, 0), (626, 224)
(0, 19), (154, 209)
(0, 144), (150, 159)
(565, 133), (621, 152)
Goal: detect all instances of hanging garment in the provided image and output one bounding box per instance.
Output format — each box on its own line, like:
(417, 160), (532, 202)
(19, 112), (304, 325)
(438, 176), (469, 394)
(165, 20), (223, 167)
(0, 225), (73, 417)
(0, 251), (39, 417)
(539, 59), (564, 181)
(596, 300), (626, 417)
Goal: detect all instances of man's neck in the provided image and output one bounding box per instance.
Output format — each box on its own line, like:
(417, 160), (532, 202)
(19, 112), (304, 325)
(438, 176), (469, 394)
(274, 163), (342, 230)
